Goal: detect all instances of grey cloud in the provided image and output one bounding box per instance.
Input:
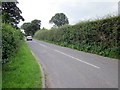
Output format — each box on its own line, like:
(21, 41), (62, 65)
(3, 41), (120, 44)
(56, 2), (118, 24)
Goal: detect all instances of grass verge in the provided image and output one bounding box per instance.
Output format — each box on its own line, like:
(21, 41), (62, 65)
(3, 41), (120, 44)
(2, 41), (42, 88)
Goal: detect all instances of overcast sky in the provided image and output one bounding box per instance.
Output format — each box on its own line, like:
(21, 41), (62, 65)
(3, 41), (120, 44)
(17, 0), (119, 29)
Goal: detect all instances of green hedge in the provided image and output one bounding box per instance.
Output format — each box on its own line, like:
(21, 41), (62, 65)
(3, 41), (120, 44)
(2, 23), (23, 63)
(34, 16), (120, 59)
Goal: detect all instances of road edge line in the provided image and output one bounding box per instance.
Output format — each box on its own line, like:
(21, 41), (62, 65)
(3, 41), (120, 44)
(30, 50), (46, 88)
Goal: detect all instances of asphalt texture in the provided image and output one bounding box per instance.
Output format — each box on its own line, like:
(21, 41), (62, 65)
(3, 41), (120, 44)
(27, 40), (118, 88)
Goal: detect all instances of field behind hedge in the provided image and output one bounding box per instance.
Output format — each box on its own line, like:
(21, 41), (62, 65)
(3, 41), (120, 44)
(34, 16), (120, 59)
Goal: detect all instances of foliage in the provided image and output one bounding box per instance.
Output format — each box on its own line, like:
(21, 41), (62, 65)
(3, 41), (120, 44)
(49, 13), (69, 27)
(21, 19), (41, 36)
(2, 2), (24, 28)
(31, 19), (41, 29)
(34, 16), (120, 59)
(2, 41), (42, 88)
(21, 22), (31, 36)
(2, 23), (22, 63)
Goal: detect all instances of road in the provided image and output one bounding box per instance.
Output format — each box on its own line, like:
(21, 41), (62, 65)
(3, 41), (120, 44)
(27, 40), (118, 88)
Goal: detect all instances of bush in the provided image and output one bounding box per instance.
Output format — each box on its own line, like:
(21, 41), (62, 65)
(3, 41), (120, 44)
(34, 16), (120, 59)
(2, 23), (23, 63)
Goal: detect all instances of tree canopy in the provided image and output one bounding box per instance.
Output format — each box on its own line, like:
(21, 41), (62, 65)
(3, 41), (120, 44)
(21, 19), (41, 36)
(2, 2), (24, 28)
(49, 13), (69, 27)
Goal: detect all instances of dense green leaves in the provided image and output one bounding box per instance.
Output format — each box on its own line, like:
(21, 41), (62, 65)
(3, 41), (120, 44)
(49, 13), (69, 27)
(21, 22), (31, 35)
(2, 23), (22, 63)
(34, 16), (120, 59)
(2, 2), (24, 28)
(21, 19), (41, 36)
(2, 1), (24, 64)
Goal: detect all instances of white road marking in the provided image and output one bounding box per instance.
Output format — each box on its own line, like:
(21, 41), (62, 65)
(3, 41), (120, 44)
(54, 49), (100, 69)
(30, 50), (46, 88)
(33, 40), (100, 69)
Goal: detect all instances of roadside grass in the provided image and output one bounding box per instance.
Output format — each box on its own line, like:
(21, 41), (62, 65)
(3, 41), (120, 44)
(2, 41), (42, 88)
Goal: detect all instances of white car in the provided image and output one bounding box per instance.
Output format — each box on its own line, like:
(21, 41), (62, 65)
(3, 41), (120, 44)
(26, 36), (32, 41)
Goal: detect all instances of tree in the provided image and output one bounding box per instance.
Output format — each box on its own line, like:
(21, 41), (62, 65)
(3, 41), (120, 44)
(21, 19), (41, 36)
(31, 19), (41, 34)
(49, 13), (69, 27)
(21, 22), (31, 36)
(2, 2), (24, 28)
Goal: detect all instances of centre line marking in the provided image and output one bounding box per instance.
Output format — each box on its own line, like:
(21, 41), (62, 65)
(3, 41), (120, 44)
(54, 49), (100, 69)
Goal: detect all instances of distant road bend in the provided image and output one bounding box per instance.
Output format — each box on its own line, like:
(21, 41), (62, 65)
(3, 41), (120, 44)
(27, 40), (118, 88)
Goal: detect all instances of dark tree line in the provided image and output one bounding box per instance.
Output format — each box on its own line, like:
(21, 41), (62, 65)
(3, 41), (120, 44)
(21, 19), (41, 36)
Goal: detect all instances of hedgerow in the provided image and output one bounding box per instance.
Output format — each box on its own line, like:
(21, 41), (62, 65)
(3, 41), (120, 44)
(34, 16), (120, 59)
(2, 23), (23, 63)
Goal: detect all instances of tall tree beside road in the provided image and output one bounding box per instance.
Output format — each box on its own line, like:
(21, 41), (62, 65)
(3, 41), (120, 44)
(21, 19), (41, 36)
(49, 13), (69, 27)
(2, 2), (24, 28)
